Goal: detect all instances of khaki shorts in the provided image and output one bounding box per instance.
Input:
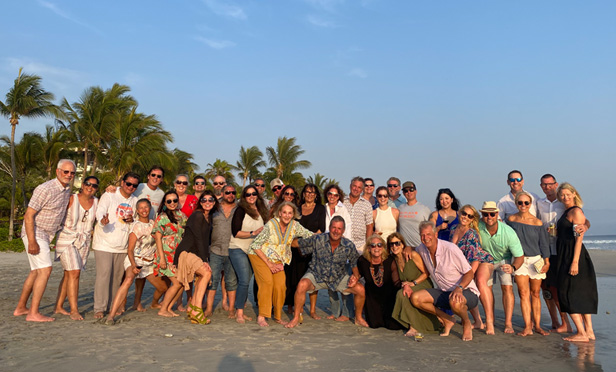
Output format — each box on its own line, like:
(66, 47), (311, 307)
(303, 272), (352, 294)
(490, 259), (513, 287)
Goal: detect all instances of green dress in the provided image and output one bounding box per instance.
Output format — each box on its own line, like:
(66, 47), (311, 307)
(391, 258), (442, 334)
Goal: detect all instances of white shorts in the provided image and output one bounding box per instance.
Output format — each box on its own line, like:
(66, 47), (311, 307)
(23, 235), (52, 270)
(514, 255), (546, 280)
(123, 255), (154, 279)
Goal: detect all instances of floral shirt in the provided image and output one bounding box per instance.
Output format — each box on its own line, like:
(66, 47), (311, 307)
(131, 220), (156, 261)
(248, 218), (313, 264)
(153, 210), (187, 276)
(297, 233), (360, 292)
(450, 227), (494, 264)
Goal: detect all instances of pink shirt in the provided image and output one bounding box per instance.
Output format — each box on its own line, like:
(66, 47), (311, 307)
(416, 239), (480, 297)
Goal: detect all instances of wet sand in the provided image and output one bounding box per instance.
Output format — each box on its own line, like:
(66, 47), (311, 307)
(1, 250), (614, 372)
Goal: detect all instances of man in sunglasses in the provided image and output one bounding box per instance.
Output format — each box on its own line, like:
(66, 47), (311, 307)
(268, 178), (284, 208)
(133, 166), (165, 220)
(14, 159), (75, 322)
(386, 177), (406, 208)
(212, 175), (227, 200)
(192, 175), (207, 200)
(497, 170), (538, 220)
(205, 184), (238, 318)
(398, 181), (431, 249)
(478, 201), (524, 335)
(92, 172), (140, 319)
(254, 177), (268, 205)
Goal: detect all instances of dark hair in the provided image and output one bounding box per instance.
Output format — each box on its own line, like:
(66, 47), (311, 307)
(540, 173), (556, 182)
(195, 190), (219, 220)
(507, 169), (523, 180)
(238, 185), (269, 223)
(157, 191), (180, 224)
(270, 185), (298, 218)
(122, 172), (141, 183)
(84, 175), (99, 184)
(147, 166), (164, 177)
(435, 188), (460, 211)
(364, 177), (374, 184)
(193, 174), (206, 183)
(375, 186), (388, 201)
(136, 198), (152, 209)
(299, 183), (322, 206)
(324, 184), (345, 203)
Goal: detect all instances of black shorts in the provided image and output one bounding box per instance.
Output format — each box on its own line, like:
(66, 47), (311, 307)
(426, 288), (479, 310)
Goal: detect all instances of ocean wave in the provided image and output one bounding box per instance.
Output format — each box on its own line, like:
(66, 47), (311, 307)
(583, 240), (616, 244)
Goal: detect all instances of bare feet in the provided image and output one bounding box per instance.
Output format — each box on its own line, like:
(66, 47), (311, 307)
(503, 325), (515, 334)
(462, 320), (473, 341)
(563, 333), (590, 342)
(94, 311), (104, 319)
(257, 316), (269, 327)
(26, 313), (55, 322)
(222, 299), (229, 311)
(54, 307), (70, 316)
(104, 318), (115, 325)
(335, 316), (350, 322)
(135, 304), (146, 312)
(587, 331), (596, 341)
(354, 317), (369, 327)
(285, 317), (301, 328)
(486, 323), (495, 335)
(310, 312), (321, 320)
(473, 321), (485, 330)
(274, 318), (289, 326)
(117, 307), (125, 315)
(158, 310), (179, 317)
(405, 328), (418, 337)
(150, 303), (162, 309)
(228, 310), (237, 319)
(70, 312), (84, 321)
(517, 328), (533, 337)
(552, 323), (572, 333)
(326, 314), (335, 320)
(440, 317), (455, 337)
(177, 304), (186, 312)
(203, 309), (213, 318)
(13, 307), (29, 316)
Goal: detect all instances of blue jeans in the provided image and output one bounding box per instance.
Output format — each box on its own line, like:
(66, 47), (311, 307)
(228, 249), (253, 310)
(208, 252), (238, 291)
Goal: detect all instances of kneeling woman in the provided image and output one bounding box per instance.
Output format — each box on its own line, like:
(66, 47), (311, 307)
(248, 202), (313, 327)
(172, 191), (218, 324)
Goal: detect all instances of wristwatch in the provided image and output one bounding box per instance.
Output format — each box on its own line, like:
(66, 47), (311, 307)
(412, 280), (418, 286)
(458, 285), (464, 290)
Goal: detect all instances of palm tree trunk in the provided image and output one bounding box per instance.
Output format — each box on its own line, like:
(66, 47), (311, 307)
(8, 122), (16, 241)
(90, 153), (98, 176)
(82, 144), (89, 182)
(21, 174), (28, 211)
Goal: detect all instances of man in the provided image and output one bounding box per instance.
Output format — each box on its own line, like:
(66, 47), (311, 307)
(13, 159), (75, 322)
(133, 166), (165, 220)
(193, 175), (207, 200)
(386, 177), (406, 208)
(254, 177), (268, 205)
(398, 181), (431, 248)
(212, 175), (226, 199)
(362, 177), (377, 209)
(411, 221), (480, 341)
(285, 216), (369, 328)
(478, 201), (524, 334)
(205, 184), (238, 318)
(497, 170), (539, 220)
(343, 176), (374, 253)
(268, 178), (284, 208)
(92, 172), (140, 318)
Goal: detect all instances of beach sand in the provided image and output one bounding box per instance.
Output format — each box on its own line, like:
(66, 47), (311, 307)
(1, 250), (614, 372)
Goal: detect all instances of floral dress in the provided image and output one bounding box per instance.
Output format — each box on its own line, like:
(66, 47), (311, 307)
(451, 227), (494, 264)
(153, 210), (187, 277)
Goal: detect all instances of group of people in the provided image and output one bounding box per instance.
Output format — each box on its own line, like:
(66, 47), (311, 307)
(13, 161), (598, 343)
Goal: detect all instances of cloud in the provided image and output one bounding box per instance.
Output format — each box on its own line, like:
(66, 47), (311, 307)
(305, 15), (338, 28)
(304, 0), (345, 13)
(194, 36), (236, 49)
(347, 68), (367, 79)
(202, 0), (247, 20)
(37, 0), (102, 35)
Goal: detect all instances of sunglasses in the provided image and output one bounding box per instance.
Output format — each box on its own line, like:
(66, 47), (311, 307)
(272, 186), (282, 192)
(377, 194), (388, 198)
(200, 197), (216, 203)
(175, 181), (188, 186)
(517, 200), (531, 206)
(245, 192), (258, 197)
(124, 181), (138, 188)
(402, 187), (416, 193)
(61, 170), (76, 176)
(254, 183), (265, 187)
(388, 241), (402, 247)
(166, 198), (179, 204)
(482, 212), (497, 218)
(508, 177), (523, 183)
(83, 181), (99, 189)
(365, 184), (374, 187)
(284, 192), (296, 197)
(304, 190), (316, 195)
(224, 190), (237, 195)
(387, 184), (399, 188)
(370, 243), (384, 248)
(150, 173), (163, 179)
(327, 192), (339, 197)
(213, 182), (225, 186)
(195, 181), (205, 185)
(459, 210), (474, 218)
(81, 209), (90, 223)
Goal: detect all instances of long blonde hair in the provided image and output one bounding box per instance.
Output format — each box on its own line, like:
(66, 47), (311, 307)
(459, 204), (482, 245)
(557, 182), (583, 207)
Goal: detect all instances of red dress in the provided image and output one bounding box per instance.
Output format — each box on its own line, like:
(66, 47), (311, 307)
(180, 195), (198, 217)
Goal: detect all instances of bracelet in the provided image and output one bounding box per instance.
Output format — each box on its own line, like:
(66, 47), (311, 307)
(249, 231), (253, 238)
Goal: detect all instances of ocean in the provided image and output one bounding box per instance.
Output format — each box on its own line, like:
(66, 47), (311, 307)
(584, 235), (616, 251)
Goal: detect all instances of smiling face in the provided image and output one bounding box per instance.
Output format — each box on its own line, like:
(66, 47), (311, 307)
(329, 220), (345, 241)
(481, 211), (498, 228)
(283, 188), (296, 202)
(136, 200), (152, 221)
(193, 177), (206, 193)
(174, 175), (188, 196)
(387, 180), (400, 197)
(244, 187), (258, 205)
(368, 237), (385, 259)
(56, 162), (76, 187)
(212, 176), (226, 195)
(222, 185), (236, 204)
(458, 207), (475, 227)
(278, 205), (295, 225)
(439, 193), (453, 209)
(164, 193), (179, 211)
(121, 176), (139, 197)
(363, 181), (374, 196)
(419, 225), (437, 249)
(507, 172), (524, 194)
(350, 180), (363, 198)
(376, 190), (389, 206)
(200, 195), (216, 212)
(516, 194), (532, 213)
(326, 188), (340, 206)
(303, 186), (316, 203)
(388, 236), (404, 255)
(147, 169), (163, 189)
(81, 177), (99, 197)
(558, 188), (576, 208)
(540, 176), (558, 199)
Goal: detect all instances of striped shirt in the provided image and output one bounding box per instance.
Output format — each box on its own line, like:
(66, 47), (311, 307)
(23, 178), (72, 241)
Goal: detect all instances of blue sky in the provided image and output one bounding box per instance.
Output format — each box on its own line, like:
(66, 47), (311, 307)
(1, 1), (615, 234)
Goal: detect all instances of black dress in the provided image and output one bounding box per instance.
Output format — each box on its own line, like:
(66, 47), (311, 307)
(555, 207), (598, 314)
(357, 256), (402, 330)
(284, 204), (326, 306)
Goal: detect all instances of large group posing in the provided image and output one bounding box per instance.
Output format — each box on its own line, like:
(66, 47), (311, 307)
(14, 160), (598, 343)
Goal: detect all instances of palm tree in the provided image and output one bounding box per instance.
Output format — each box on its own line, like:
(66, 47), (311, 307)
(170, 148), (199, 180)
(41, 124), (70, 180)
(205, 159), (235, 185)
(0, 68), (61, 240)
(265, 136), (311, 186)
(232, 145), (265, 187)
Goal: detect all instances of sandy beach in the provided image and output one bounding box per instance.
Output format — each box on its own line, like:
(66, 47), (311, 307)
(1, 250), (614, 372)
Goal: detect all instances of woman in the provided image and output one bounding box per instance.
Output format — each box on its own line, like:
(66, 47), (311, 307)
(429, 188), (460, 240)
(390, 233), (442, 337)
(555, 183), (597, 342)
(356, 234), (402, 329)
(248, 202), (313, 327)
(174, 174), (199, 217)
(153, 191), (187, 317)
(450, 204), (495, 332)
(229, 185), (269, 323)
(285, 184), (326, 318)
(53, 176), (99, 320)
(105, 199), (167, 324)
(373, 186), (399, 241)
(171, 190), (218, 324)
(269, 185), (298, 219)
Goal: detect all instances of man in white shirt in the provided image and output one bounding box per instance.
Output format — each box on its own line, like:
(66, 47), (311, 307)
(133, 166), (165, 220)
(497, 170), (539, 220)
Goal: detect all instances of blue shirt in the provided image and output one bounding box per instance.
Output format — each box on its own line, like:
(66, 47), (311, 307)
(297, 233), (359, 292)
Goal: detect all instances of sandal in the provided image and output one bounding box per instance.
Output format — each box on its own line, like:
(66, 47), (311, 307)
(188, 305), (211, 325)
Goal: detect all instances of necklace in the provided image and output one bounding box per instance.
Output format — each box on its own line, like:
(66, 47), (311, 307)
(370, 264), (384, 287)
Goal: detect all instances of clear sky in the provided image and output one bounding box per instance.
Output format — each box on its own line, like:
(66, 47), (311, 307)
(1, 1), (615, 234)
